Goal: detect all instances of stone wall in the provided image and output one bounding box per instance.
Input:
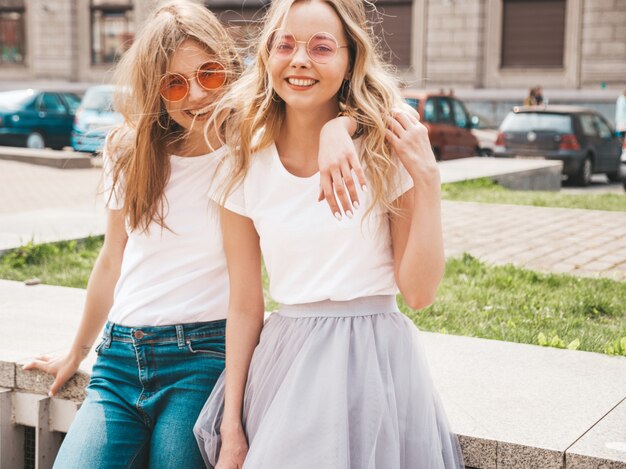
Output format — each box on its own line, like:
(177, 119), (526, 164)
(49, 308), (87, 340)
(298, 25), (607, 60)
(422, 0), (485, 88)
(28, 0), (76, 80)
(580, 0), (626, 88)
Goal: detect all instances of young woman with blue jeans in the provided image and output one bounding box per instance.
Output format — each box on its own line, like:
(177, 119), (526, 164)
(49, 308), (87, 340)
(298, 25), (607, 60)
(23, 1), (362, 467)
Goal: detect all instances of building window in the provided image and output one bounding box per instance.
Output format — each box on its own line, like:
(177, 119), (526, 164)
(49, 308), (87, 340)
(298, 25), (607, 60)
(0, 0), (26, 64)
(501, 0), (565, 68)
(369, 0), (413, 67)
(91, 0), (134, 65)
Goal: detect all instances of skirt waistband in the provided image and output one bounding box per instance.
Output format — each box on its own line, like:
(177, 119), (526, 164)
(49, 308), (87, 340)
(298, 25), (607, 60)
(277, 295), (400, 318)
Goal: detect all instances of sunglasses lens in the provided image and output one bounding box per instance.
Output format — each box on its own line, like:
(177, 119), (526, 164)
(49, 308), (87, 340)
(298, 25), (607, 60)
(198, 62), (226, 90)
(269, 30), (296, 57)
(160, 74), (188, 101)
(308, 33), (338, 63)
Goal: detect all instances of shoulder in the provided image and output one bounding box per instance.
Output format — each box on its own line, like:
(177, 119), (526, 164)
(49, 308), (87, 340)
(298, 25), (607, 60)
(244, 143), (277, 177)
(103, 125), (134, 165)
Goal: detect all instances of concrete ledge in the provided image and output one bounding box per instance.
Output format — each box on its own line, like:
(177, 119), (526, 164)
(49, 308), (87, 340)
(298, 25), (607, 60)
(439, 157), (564, 191)
(0, 147), (93, 169)
(1, 279), (626, 468)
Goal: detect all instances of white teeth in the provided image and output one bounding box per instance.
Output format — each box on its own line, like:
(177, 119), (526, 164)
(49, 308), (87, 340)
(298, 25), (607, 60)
(188, 104), (212, 116)
(288, 78), (316, 87)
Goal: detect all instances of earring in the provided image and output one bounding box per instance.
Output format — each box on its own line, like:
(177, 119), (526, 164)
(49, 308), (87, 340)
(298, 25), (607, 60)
(271, 91), (283, 103)
(338, 79), (351, 104)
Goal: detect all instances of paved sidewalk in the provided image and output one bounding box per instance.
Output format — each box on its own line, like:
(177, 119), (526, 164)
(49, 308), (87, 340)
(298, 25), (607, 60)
(443, 200), (626, 281)
(0, 160), (105, 250)
(1, 158), (625, 281)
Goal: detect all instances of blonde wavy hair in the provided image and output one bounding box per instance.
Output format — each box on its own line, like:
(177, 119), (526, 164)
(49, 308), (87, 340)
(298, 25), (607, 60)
(217, 0), (403, 215)
(107, 0), (241, 232)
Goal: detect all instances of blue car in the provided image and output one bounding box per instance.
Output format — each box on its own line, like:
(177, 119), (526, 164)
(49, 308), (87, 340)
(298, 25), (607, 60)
(71, 85), (124, 153)
(0, 89), (81, 149)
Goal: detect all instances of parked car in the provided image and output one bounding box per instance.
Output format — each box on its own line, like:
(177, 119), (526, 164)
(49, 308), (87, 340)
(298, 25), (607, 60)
(470, 112), (499, 156)
(402, 90), (480, 160)
(494, 106), (623, 186)
(71, 85), (124, 153)
(0, 89), (81, 149)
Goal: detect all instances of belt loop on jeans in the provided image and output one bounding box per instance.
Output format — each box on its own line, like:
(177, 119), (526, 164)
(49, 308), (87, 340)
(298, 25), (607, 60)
(103, 322), (113, 349)
(175, 325), (185, 349)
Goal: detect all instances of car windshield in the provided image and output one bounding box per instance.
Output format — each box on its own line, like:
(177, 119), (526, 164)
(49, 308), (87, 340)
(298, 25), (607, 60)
(501, 112), (573, 133)
(0, 89), (36, 110)
(63, 93), (82, 113)
(81, 88), (115, 112)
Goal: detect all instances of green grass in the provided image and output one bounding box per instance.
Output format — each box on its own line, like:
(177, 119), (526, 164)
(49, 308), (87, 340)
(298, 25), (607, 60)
(2, 240), (625, 356)
(442, 178), (626, 212)
(401, 253), (626, 356)
(0, 237), (104, 288)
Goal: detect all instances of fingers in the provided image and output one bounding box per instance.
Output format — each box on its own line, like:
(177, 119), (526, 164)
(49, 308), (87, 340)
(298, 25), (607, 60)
(349, 153), (368, 196)
(386, 114), (406, 139)
(22, 358), (50, 372)
(49, 374), (69, 397)
(398, 102), (421, 122)
(319, 172), (342, 220)
(331, 169), (354, 218)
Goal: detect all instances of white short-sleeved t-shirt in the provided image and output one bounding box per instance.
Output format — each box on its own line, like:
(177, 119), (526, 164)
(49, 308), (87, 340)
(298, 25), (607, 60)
(218, 142), (414, 305)
(103, 145), (229, 326)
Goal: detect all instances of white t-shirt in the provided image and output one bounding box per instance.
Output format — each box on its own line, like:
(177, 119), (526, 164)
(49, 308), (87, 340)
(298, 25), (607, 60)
(217, 142), (414, 305)
(103, 146), (229, 326)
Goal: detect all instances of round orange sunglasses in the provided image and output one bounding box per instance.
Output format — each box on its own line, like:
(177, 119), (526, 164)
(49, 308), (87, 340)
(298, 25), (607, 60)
(159, 61), (226, 102)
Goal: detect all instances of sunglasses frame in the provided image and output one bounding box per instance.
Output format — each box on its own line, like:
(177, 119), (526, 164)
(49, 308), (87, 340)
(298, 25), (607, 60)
(267, 29), (349, 64)
(159, 61), (226, 102)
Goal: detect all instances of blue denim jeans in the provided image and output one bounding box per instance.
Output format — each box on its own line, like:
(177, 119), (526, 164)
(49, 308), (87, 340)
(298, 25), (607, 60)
(53, 320), (226, 469)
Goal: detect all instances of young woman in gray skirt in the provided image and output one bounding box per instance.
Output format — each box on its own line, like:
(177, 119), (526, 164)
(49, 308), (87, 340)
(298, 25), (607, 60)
(195, 0), (464, 467)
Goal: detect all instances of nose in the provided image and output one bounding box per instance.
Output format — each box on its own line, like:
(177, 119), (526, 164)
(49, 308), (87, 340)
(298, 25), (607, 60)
(290, 42), (310, 67)
(187, 78), (207, 103)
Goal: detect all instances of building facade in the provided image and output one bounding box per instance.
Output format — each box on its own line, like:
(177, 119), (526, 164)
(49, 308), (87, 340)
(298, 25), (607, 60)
(0, 0), (624, 90)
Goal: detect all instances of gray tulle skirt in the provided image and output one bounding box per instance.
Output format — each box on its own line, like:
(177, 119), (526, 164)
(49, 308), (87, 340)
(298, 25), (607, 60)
(194, 295), (464, 468)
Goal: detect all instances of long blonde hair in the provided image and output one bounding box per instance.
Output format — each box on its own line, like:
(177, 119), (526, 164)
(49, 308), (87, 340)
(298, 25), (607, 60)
(107, 0), (241, 232)
(218, 0), (403, 215)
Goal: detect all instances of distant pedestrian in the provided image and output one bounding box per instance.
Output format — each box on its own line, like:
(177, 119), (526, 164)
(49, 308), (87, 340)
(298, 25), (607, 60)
(524, 86), (545, 106)
(615, 90), (626, 137)
(534, 86), (545, 105)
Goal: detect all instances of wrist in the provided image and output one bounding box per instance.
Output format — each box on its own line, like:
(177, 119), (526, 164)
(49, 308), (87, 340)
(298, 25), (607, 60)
(410, 164), (440, 188)
(68, 345), (91, 362)
(221, 421), (245, 438)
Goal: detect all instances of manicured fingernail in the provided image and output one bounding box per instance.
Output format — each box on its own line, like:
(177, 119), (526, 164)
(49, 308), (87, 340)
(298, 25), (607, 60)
(353, 201), (360, 209)
(334, 212), (342, 221)
(346, 210), (353, 219)
(48, 391), (53, 398)
(361, 185), (368, 192)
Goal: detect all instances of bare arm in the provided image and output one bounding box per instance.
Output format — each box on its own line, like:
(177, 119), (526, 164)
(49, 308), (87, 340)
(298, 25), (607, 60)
(23, 208), (128, 395)
(386, 109), (445, 310)
(216, 207), (265, 469)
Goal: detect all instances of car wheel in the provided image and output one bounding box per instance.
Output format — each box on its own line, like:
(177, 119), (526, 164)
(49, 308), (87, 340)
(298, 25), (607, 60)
(573, 157), (592, 187)
(26, 132), (45, 149)
(606, 171), (622, 183)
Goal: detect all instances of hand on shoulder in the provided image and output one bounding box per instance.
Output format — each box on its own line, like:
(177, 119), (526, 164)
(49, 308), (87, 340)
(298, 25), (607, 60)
(385, 106), (439, 185)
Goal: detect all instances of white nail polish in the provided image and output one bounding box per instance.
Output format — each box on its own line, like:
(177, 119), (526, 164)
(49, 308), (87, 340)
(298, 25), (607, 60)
(361, 185), (368, 192)
(346, 210), (353, 219)
(334, 212), (342, 221)
(353, 201), (360, 209)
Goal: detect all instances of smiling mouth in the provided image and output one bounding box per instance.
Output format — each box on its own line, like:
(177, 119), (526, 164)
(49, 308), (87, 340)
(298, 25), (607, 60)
(184, 104), (213, 119)
(286, 77), (318, 88)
